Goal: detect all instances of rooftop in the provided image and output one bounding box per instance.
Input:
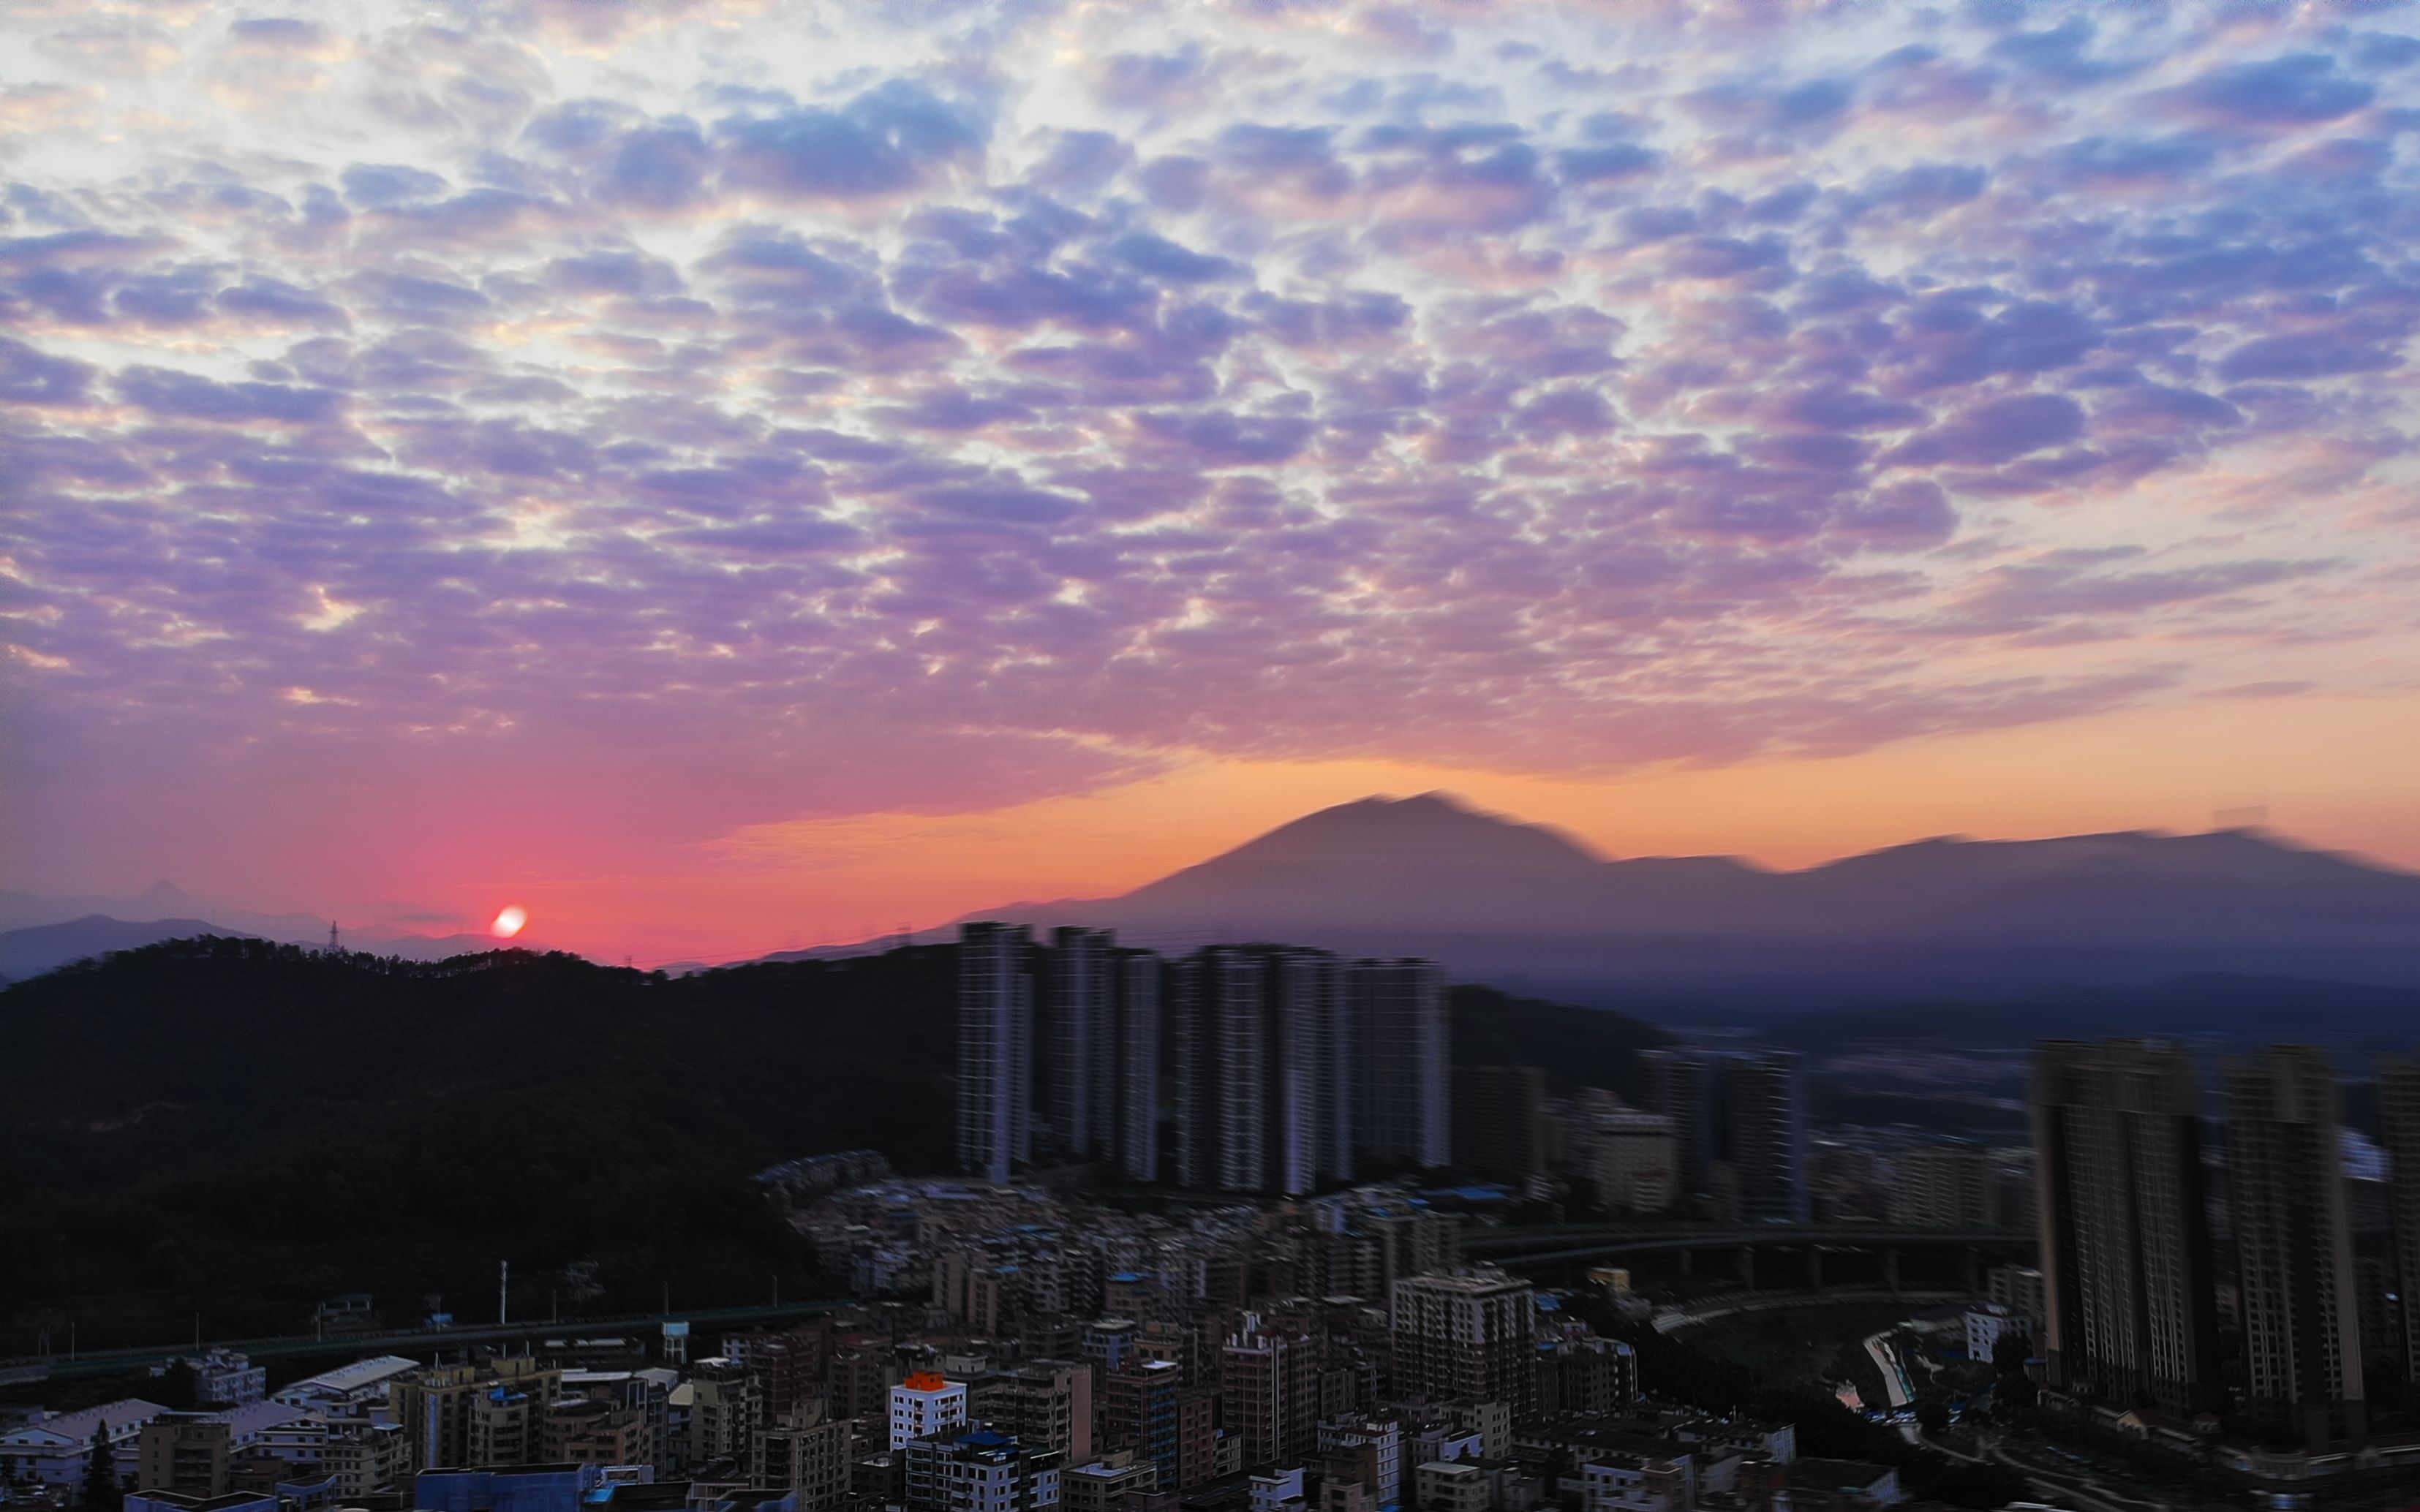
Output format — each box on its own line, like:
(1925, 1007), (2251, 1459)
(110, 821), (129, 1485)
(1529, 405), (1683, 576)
(274, 1356), (418, 1399)
(1, 1400), (170, 1445)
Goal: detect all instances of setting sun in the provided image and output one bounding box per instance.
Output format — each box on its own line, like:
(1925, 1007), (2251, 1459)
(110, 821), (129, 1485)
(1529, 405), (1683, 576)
(491, 905), (529, 940)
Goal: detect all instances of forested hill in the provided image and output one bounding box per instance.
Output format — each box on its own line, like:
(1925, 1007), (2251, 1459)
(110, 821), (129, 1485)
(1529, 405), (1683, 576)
(0, 937), (1666, 1352)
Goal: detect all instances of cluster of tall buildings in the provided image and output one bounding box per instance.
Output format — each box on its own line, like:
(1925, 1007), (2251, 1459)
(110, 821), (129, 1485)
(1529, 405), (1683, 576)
(956, 925), (1450, 1196)
(2030, 1040), (2419, 1446)
(1636, 1050), (1808, 1224)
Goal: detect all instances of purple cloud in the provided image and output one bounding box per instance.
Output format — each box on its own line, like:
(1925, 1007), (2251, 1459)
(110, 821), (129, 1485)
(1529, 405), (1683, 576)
(717, 81), (986, 202)
(2, 0), (2412, 866)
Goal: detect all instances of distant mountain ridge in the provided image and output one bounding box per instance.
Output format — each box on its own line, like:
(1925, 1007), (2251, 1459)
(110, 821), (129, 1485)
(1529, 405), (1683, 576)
(0, 884), (534, 982)
(938, 792), (2420, 1012)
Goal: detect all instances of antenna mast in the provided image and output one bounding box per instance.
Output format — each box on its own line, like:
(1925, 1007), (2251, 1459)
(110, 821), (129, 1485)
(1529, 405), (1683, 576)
(328, 920), (339, 953)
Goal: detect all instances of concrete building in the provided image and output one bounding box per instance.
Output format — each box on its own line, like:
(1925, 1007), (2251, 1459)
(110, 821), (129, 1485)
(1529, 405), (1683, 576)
(976, 1363), (1093, 1467)
(2031, 1039), (2222, 1413)
(1413, 1460), (1485, 1512)
(1391, 1270), (1537, 1416)
(390, 1360), (560, 1473)
(687, 1358), (766, 1473)
(137, 1416), (232, 1497)
(170, 1352), (265, 1410)
(753, 1407), (853, 1509)
(1098, 1364), (1180, 1488)
(1964, 1304), (2025, 1365)
(322, 1421), (407, 1499)
(2225, 1046), (2366, 1443)
(901, 1430), (1063, 1512)
(1221, 1321), (1321, 1470)
(1319, 1421), (1403, 1512)
(1061, 1455), (1156, 1512)
(1986, 1265), (2046, 1331)
(1582, 1108), (1676, 1216)
(889, 1375), (970, 1453)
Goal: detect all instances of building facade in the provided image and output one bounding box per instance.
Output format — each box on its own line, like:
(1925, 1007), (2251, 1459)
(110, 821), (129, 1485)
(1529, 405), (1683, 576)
(2030, 1039), (2222, 1413)
(2225, 1046), (2366, 1443)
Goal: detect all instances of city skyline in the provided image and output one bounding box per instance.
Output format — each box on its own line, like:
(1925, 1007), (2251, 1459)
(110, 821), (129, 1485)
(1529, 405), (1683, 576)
(7, 3), (2420, 962)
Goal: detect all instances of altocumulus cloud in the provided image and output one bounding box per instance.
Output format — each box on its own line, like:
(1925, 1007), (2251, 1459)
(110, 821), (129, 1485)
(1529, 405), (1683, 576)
(1, 0), (2416, 835)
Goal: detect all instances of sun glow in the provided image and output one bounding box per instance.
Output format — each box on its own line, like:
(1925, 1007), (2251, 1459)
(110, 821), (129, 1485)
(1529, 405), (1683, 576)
(491, 904), (529, 939)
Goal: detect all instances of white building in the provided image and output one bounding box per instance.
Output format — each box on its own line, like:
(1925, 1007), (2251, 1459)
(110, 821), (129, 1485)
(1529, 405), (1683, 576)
(0, 1400), (168, 1492)
(170, 1350), (265, 1408)
(1249, 1466), (1308, 1512)
(1577, 1453), (1692, 1512)
(1964, 1303), (2028, 1364)
(889, 1374), (970, 1451)
(271, 1356), (418, 1412)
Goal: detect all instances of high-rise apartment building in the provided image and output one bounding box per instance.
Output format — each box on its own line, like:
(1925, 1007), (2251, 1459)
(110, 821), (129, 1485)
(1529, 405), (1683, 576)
(1174, 945), (1367, 1196)
(1353, 959), (1449, 1169)
(1044, 928), (1112, 1160)
(960, 923), (1034, 1183)
(1889, 1145), (1995, 1229)
(1637, 1049), (1805, 1221)
(2225, 1047), (2365, 1443)
(2381, 1056), (2420, 1395)
(1274, 950), (1351, 1195)
(1724, 1051), (1808, 1222)
(1117, 950), (1162, 1183)
(1390, 1269), (1536, 1416)
(2030, 1039), (2221, 1413)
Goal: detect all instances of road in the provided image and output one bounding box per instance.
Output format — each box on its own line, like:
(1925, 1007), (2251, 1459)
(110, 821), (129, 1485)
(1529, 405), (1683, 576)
(1986, 1431), (2182, 1512)
(2, 1297), (856, 1381)
(1648, 1288), (1972, 1334)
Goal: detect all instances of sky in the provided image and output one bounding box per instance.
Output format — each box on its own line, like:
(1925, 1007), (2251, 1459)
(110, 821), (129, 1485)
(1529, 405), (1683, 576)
(3, 0), (2418, 964)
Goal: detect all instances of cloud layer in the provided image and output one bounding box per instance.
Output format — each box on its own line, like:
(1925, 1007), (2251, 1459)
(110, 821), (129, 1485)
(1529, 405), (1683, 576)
(3, 0), (2416, 883)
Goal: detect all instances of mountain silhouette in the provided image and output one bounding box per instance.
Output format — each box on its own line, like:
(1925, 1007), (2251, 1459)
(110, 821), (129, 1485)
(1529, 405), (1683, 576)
(943, 793), (2420, 1012)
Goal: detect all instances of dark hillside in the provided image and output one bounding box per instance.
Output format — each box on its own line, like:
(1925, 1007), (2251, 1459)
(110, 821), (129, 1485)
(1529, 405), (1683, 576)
(0, 937), (957, 1351)
(1, 937), (1670, 1353)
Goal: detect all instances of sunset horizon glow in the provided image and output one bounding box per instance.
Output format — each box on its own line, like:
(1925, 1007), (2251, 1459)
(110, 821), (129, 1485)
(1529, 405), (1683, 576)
(5, 2), (2419, 967)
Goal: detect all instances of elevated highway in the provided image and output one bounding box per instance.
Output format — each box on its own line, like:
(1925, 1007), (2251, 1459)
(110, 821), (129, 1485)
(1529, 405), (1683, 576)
(1461, 1221), (2035, 1288)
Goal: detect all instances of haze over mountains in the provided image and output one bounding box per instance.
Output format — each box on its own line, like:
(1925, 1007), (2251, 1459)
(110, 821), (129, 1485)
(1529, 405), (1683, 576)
(0, 882), (517, 983)
(943, 793), (2420, 1010)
